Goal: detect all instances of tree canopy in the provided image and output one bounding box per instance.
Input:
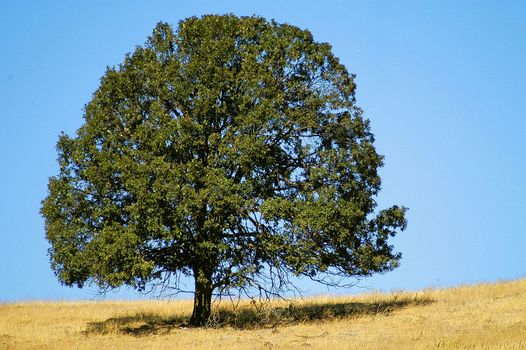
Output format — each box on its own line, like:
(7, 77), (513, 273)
(41, 15), (407, 326)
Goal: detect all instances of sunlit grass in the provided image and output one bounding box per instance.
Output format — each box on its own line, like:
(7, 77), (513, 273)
(1, 279), (526, 349)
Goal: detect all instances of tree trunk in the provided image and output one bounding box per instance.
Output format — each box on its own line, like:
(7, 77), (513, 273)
(189, 267), (213, 326)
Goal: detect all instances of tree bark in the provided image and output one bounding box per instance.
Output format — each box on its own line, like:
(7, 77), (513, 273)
(189, 267), (213, 326)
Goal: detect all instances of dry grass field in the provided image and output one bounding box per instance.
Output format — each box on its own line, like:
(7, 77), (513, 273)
(1, 279), (526, 349)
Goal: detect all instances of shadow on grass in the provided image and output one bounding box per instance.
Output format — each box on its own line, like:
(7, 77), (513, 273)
(85, 294), (434, 336)
(85, 312), (188, 336)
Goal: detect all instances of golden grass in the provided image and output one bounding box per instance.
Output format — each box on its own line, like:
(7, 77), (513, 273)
(2, 279), (526, 349)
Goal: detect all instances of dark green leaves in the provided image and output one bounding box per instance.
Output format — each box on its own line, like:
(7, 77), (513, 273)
(41, 15), (406, 298)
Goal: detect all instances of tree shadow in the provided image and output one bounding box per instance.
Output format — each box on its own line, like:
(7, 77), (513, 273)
(213, 294), (434, 329)
(85, 294), (434, 336)
(85, 313), (188, 336)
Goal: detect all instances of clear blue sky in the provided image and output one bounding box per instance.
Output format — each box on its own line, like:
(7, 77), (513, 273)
(1, 0), (525, 301)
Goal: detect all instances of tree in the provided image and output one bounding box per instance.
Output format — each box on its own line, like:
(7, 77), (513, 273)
(41, 15), (407, 326)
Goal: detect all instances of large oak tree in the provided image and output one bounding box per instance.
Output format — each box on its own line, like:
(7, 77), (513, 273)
(41, 15), (407, 326)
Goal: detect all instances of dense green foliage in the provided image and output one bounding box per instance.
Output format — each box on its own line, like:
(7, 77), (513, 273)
(41, 15), (406, 325)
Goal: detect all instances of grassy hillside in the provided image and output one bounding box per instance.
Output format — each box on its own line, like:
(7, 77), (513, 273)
(1, 279), (526, 349)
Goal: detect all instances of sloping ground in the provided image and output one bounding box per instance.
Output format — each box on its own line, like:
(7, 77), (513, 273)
(1, 278), (526, 349)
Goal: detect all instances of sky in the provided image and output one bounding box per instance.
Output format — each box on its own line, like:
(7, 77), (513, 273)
(1, 0), (525, 301)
